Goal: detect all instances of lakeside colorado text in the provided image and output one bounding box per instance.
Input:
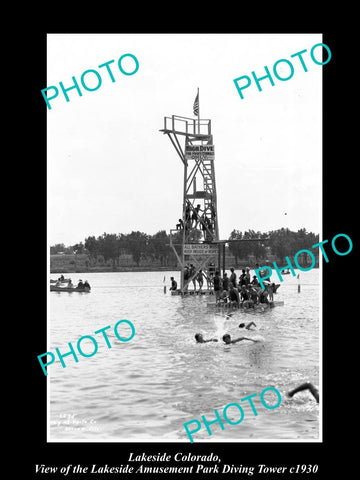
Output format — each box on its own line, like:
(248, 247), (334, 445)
(37, 320), (135, 376)
(35, 462), (319, 476)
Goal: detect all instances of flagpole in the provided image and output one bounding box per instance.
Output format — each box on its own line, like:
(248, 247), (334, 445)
(197, 87), (200, 134)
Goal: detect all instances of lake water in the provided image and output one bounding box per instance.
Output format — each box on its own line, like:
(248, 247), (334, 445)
(48, 269), (321, 443)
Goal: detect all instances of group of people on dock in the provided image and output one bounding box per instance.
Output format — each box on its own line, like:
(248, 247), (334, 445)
(170, 265), (278, 307)
(212, 267), (277, 307)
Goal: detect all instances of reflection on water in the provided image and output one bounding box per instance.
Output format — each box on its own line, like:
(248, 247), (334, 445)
(48, 270), (320, 442)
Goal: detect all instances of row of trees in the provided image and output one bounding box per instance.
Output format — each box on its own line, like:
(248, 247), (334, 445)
(228, 228), (319, 263)
(50, 228), (319, 267)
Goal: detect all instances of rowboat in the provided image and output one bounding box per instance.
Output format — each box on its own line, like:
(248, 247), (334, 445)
(50, 285), (90, 293)
(207, 300), (284, 310)
(50, 278), (70, 283)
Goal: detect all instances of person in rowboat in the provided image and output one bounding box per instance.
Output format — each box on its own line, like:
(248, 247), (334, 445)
(195, 333), (218, 343)
(222, 334), (260, 345)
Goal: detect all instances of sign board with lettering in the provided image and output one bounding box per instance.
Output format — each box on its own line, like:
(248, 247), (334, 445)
(184, 244), (218, 255)
(185, 145), (215, 161)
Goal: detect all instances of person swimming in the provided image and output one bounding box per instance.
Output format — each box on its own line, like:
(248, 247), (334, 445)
(195, 333), (218, 343)
(287, 382), (319, 403)
(222, 333), (260, 345)
(239, 321), (257, 330)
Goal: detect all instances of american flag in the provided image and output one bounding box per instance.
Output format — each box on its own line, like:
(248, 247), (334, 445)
(193, 92), (199, 116)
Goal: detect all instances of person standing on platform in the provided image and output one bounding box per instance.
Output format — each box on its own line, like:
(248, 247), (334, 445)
(213, 271), (222, 302)
(245, 267), (251, 285)
(230, 267), (237, 287)
(170, 277), (177, 291)
(192, 204), (202, 229)
(222, 272), (229, 291)
(197, 269), (205, 290)
(239, 269), (246, 286)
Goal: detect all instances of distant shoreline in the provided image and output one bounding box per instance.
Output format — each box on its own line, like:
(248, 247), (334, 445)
(50, 253), (318, 275)
(50, 266), (178, 274)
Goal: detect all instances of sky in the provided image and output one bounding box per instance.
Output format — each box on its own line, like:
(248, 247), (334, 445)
(46, 33), (323, 246)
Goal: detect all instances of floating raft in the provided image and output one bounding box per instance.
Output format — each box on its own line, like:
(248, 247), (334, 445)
(171, 289), (215, 296)
(50, 285), (90, 293)
(50, 278), (71, 284)
(207, 300), (284, 309)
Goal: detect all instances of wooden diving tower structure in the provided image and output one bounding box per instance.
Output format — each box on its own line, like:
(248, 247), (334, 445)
(160, 109), (220, 294)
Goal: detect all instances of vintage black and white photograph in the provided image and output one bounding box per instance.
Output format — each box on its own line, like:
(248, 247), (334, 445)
(45, 33), (324, 443)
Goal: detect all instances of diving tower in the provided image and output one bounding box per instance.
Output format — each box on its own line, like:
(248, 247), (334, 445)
(160, 113), (220, 293)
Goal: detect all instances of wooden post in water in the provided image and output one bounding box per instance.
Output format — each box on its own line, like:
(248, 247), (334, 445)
(297, 273), (301, 293)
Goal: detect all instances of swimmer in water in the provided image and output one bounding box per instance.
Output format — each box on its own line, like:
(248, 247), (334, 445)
(195, 333), (218, 343)
(222, 333), (260, 345)
(239, 321), (257, 330)
(287, 382), (319, 403)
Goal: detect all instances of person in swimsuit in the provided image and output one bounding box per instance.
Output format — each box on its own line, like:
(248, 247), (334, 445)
(222, 333), (260, 345)
(228, 283), (240, 305)
(287, 382), (319, 403)
(222, 272), (229, 291)
(239, 269), (246, 286)
(195, 333), (218, 343)
(170, 277), (177, 290)
(213, 271), (222, 302)
(229, 268), (237, 287)
(239, 321), (257, 330)
(197, 270), (205, 290)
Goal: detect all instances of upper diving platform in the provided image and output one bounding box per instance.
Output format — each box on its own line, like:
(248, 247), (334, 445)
(160, 115), (212, 140)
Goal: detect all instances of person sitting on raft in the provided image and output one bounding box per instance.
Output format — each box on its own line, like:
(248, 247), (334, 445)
(228, 283), (240, 305)
(77, 279), (84, 289)
(83, 280), (91, 290)
(68, 279), (74, 288)
(195, 333), (218, 343)
(247, 285), (260, 304)
(222, 333), (260, 345)
(258, 287), (269, 304)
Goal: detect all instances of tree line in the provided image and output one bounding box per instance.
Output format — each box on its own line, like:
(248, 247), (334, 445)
(50, 227), (319, 267)
(228, 228), (319, 264)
